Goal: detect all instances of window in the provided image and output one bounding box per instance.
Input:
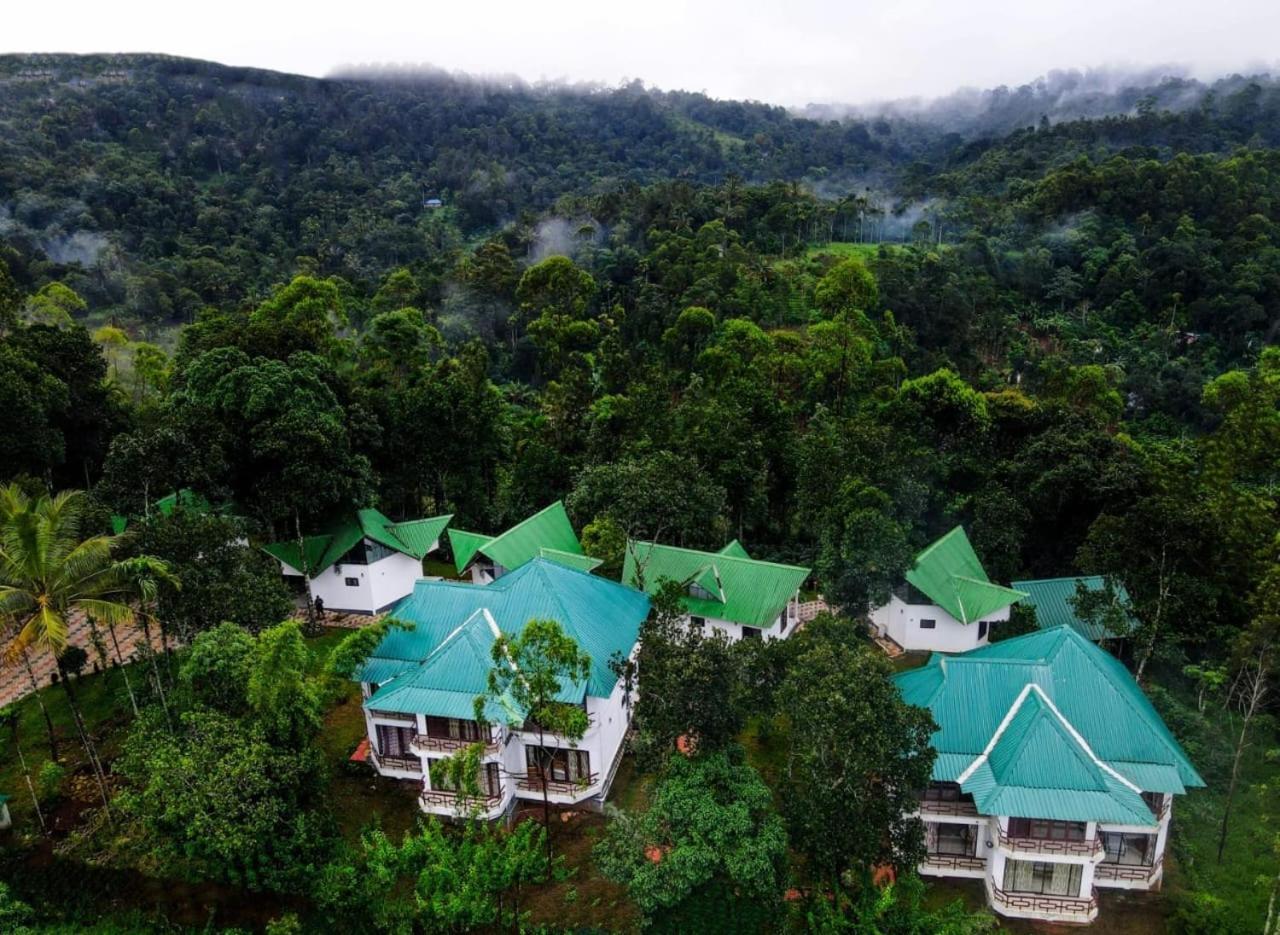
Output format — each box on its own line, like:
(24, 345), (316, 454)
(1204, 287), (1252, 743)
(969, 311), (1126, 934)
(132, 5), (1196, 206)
(1141, 791), (1166, 817)
(923, 782), (966, 803)
(741, 626), (762, 640)
(1101, 831), (1157, 867)
(344, 576), (360, 587)
(1008, 818), (1088, 842)
(919, 618), (937, 630)
(430, 759), (501, 797)
(978, 620), (988, 640)
(526, 745), (591, 782)
(1003, 859), (1083, 897)
(689, 615), (706, 629)
(424, 716), (484, 742)
(689, 582), (716, 600)
(927, 822), (977, 856)
(375, 724), (416, 758)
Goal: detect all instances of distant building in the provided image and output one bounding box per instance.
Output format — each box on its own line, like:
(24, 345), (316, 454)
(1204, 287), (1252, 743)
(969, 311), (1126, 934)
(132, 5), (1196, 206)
(622, 539), (810, 642)
(423, 197), (443, 209)
(894, 626), (1203, 924)
(870, 526), (1025, 653)
(1011, 575), (1136, 641)
(263, 509), (451, 615)
(357, 558), (649, 819)
(110, 488), (214, 534)
(448, 502), (600, 584)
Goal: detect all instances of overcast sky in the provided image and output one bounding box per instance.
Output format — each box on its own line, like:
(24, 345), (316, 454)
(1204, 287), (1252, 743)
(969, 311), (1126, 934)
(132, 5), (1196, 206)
(7, 0), (1279, 105)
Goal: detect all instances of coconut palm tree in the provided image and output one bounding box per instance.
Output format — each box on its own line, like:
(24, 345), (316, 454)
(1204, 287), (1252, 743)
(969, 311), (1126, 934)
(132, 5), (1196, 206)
(0, 485), (174, 816)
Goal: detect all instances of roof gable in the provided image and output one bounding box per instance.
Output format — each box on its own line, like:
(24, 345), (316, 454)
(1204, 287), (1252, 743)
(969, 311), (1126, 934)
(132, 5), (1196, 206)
(263, 509), (451, 574)
(622, 540), (810, 628)
(448, 502), (585, 575)
(905, 526), (1025, 623)
(1011, 575), (1136, 641)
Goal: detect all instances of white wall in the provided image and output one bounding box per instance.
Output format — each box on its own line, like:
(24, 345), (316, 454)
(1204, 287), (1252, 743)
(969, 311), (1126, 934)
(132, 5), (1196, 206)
(281, 546), (425, 614)
(685, 593), (800, 643)
(871, 595), (1006, 653)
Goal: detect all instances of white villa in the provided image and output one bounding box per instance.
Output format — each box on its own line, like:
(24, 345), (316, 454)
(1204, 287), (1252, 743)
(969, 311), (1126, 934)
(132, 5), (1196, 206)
(263, 509), (452, 615)
(621, 540), (810, 642)
(355, 558), (650, 819)
(893, 627), (1203, 925)
(870, 526), (1026, 653)
(447, 501), (601, 585)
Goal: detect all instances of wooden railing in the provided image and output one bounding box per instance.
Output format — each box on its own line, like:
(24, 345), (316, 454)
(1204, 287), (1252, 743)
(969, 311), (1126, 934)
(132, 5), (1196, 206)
(923, 853), (986, 872)
(420, 787), (503, 810)
(920, 798), (979, 818)
(988, 883), (1098, 918)
(370, 749), (421, 772)
(515, 771), (599, 796)
(995, 824), (1103, 858)
(1096, 856), (1162, 884)
(412, 733), (500, 756)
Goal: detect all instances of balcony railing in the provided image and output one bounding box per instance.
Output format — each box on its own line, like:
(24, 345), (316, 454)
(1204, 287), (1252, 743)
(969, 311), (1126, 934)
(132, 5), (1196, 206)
(370, 749), (421, 773)
(515, 771), (600, 796)
(988, 883), (1099, 919)
(412, 733), (500, 756)
(420, 787), (503, 811)
(995, 823), (1103, 858)
(1096, 856), (1162, 884)
(923, 853), (986, 872)
(920, 798), (979, 818)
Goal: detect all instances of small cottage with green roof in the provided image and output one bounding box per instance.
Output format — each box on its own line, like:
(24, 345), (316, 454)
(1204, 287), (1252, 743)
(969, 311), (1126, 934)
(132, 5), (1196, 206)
(621, 539), (810, 642)
(358, 558), (649, 819)
(448, 501), (600, 584)
(894, 626), (1203, 924)
(262, 508), (451, 615)
(871, 526), (1026, 653)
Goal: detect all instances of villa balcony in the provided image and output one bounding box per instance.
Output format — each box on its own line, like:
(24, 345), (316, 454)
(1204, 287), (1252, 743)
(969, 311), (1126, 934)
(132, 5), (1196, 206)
(411, 732), (501, 757)
(419, 786), (504, 814)
(919, 798), (980, 819)
(1096, 856), (1163, 887)
(994, 821), (1104, 859)
(369, 749), (422, 773)
(515, 771), (600, 802)
(987, 882), (1099, 923)
(922, 853), (986, 873)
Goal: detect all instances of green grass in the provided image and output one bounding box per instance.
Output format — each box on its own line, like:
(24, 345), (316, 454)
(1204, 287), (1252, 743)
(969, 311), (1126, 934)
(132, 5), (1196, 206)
(803, 242), (888, 261)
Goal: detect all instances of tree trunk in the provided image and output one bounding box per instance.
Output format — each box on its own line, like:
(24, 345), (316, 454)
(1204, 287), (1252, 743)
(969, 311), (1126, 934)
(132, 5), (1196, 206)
(11, 726), (46, 834)
(538, 724), (553, 864)
(140, 618), (173, 730)
(106, 619), (140, 718)
(1135, 544), (1170, 685)
(58, 671), (113, 820)
(22, 648), (58, 761)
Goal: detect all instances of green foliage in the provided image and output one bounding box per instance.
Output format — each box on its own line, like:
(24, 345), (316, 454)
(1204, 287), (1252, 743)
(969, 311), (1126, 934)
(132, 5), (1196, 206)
(814, 257), (879, 317)
(179, 622), (256, 715)
(595, 749), (786, 923)
(36, 760), (65, 803)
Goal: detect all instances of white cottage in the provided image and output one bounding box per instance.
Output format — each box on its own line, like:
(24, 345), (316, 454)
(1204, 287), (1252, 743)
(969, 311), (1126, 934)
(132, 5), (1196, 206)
(870, 526), (1026, 653)
(263, 509), (451, 615)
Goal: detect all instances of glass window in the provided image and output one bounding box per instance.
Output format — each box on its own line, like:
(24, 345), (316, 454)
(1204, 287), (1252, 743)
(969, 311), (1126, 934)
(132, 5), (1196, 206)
(1008, 818), (1087, 841)
(923, 782), (965, 803)
(345, 576), (360, 587)
(927, 822), (977, 856)
(689, 583), (716, 600)
(1003, 859), (1083, 897)
(978, 620), (988, 639)
(526, 745), (591, 782)
(920, 618), (937, 629)
(1102, 831), (1157, 867)
(430, 759), (500, 796)
(376, 724), (415, 757)
(689, 616), (706, 629)
(741, 626), (762, 640)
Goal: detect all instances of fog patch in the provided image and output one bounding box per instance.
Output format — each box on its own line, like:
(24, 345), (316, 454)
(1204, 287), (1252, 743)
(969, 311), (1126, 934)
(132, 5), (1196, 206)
(42, 231), (109, 266)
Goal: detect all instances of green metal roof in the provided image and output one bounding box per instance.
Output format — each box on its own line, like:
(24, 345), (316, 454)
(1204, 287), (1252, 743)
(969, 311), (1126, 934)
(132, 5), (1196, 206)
(539, 548), (604, 573)
(358, 557), (650, 717)
(447, 502), (586, 575)
(893, 626), (1203, 819)
(1011, 575), (1136, 641)
(110, 488), (215, 534)
(621, 540), (810, 629)
(905, 526), (1026, 624)
(262, 509), (451, 575)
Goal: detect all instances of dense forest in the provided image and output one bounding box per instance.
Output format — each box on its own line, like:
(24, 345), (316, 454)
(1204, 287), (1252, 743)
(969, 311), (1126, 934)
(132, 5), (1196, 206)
(1, 53), (1279, 933)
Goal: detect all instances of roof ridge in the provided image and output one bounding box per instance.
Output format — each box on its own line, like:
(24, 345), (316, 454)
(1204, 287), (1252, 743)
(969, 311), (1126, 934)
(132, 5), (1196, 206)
(1011, 574), (1106, 586)
(913, 525), (965, 564)
(629, 539), (810, 573)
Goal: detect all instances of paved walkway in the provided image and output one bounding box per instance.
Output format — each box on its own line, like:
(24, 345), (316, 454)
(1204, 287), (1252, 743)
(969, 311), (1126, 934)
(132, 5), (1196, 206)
(0, 610), (167, 708)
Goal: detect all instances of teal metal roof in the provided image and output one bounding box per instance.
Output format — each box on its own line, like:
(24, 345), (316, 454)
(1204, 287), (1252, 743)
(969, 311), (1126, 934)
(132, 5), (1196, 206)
(263, 509), (451, 575)
(906, 526), (1026, 624)
(359, 558), (649, 717)
(621, 540), (810, 629)
(448, 502), (586, 575)
(1011, 575), (1136, 641)
(893, 626), (1203, 818)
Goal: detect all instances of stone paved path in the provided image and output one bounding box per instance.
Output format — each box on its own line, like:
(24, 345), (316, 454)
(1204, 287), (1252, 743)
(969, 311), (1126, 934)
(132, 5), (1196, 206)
(0, 609), (167, 708)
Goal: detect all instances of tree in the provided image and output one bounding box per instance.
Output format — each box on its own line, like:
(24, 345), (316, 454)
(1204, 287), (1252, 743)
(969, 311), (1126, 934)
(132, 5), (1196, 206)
(0, 485), (172, 810)
(815, 257), (879, 317)
(23, 283), (86, 328)
(776, 633), (936, 890)
(595, 749), (787, 928)
(478, 618), (591, 860)
(629, 581), (746, 767)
